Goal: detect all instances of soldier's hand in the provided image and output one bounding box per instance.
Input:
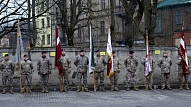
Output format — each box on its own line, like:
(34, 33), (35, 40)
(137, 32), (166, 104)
(31, 69), (34, 72)
(68, 69), (71, 73)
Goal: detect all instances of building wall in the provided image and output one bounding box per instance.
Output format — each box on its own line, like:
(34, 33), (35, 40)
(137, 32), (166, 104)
(1, 46), (190, 87)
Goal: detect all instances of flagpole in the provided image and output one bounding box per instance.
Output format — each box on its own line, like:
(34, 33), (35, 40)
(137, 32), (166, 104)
(18, 20), (22, 93)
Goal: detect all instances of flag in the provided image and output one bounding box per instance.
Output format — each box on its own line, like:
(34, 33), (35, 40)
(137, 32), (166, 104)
(145, 30), (152, 76)
(179, 28), (188, 73)
(54, 26), (63, 75)
(106, 28), (113, 77)
(89, 25), (95, 74)
(15, 20), (24, 72)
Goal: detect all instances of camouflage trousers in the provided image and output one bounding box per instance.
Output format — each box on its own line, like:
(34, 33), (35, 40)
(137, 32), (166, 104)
(94, 71), (104, 90)
(179, 73), (189, 88)
(145, 72), (153, 89)
(161, 73), (170, 88)
(2, 75), (13, 90)
(59, 69), (69, 90)
(21, 74), (32, 90)
(110, 71), (118, 89)
(40, 74), (49, 91)
(76, 72), (88, 90)
(126, 72), (137, 88)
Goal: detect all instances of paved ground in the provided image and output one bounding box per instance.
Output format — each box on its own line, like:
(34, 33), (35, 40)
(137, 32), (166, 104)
(0, 88), (191, 107)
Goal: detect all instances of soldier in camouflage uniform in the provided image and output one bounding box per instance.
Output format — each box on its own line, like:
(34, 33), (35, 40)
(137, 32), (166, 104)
(176, 57), (190, 90)
(141, 54), (155, 91)
(21, 54), (34, 93)
(110, 51), (121, 91)
(59, 49), (71, 92)
(74, 50), (89, 92)
(94, 50), (107, 92)
(37, 52), (52, 93)
(124, 51), (139, 91)
(158, 51), (172, 90)
(0, 54), (15, 94)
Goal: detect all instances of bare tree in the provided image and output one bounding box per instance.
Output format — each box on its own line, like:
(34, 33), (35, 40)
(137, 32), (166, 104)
(120, 0), (158, 48)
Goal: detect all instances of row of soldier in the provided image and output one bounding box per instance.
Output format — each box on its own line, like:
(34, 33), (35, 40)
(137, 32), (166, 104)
(0, 49), (188, 94)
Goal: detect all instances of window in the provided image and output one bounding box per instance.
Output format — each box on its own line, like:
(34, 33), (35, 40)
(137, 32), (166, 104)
(122, 18), (126, 33)
(155, 16), (162, 33)
(42, 35), (45, 45)
(41, 1), (44, 11)
(47, 17), (50, 27)
(47, 34), (50, 45)
(78, 24), (81, 37)
(101, 0), (105, 9)
(42, 19), (44, 28)
(176, 9), (182, 25)
(101, 21), (105, 34)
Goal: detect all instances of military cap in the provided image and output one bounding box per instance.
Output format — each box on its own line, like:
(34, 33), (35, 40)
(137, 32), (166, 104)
(41, 51), (47, 54)
(112, 51), (116, 54)
(163, 51), (167, 54)
(23, 54), (28, 57)
(80, 50), (84, 52)
(95, 50), (100, 52)
(4, 54), (8, 57)
(129, 51), (134, 54)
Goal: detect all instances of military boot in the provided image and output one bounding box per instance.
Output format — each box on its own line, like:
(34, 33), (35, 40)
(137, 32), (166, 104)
(10, 88), (13, 94)
(63, 88), (68, 92)
(100, 87), (105, 92)
(2, 88), (6, 94)
(29, 89), (32, 94)
(41, 88), (45, 93)
(134, 87), (139, 91)
(94, 87), (97, 92)
(185, 84), (190, 90)
(84, 88), (89, 92)
(161, 87), (165, 90)
(145, 85), (148, 91)
(179, 85), (183, 90)
(114, 87), (119, 91)
(167, 87), (172, 90)
(21, 88), (25, 93)
(126, 87), (130, 91)
(45, 88), (49, 93)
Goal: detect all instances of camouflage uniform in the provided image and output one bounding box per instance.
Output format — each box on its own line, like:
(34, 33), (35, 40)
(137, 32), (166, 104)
(74, 55), (89, 92)
(110, 56), (121, 91)
(0, 59), (14, 94)
(141, 56), (155, 90)
(59, 54), (71, 92)
(176, 59), (190, 90)
(124, 56), (138, 91)
(94, 55), (107, 92)
(37, 57), (52, 93)
(158, 55), (172, 90)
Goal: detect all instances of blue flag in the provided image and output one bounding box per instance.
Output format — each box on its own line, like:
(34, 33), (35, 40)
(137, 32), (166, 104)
(15, 20), (24, 72)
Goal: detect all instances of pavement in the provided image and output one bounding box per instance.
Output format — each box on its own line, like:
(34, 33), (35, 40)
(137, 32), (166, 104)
(0, 86), (191, 107)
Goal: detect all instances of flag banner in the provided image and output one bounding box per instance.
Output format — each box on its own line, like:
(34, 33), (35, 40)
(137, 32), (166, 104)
(54, 26), (63, 75)
(179, 28), (188, 73)
(15, 20), (24, 73)
(145, 30), (152, 76)
(106, 28), (114, 77)
(89, 25), (95, 74)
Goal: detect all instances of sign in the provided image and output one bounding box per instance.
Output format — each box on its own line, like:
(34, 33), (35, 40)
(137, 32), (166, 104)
(100, 52), (105, 56)
(2, 53), (8, 57)
(155, 50), (160, 55)
(50, 52), (55, 57)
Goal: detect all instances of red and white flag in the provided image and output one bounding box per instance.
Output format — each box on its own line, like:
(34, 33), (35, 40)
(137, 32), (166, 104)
(179, 28), (188, 73)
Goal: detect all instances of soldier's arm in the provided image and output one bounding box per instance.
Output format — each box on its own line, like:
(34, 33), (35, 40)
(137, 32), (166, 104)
(124, 58), (127, 67)
(37, 60), (40, 71)
(30, 62), (34, 72)
(73, 56), (78, 66)
(117, 58), (121, 69)
(157, 58), (162, 68)
(141, 57), (146, 65)
(103, 57), (107, 66)
(86, 57), (89, 65)
(11, 62), (15, 75)
(68, 57), (71, 68)
(170, 58), (172, 66)
(48, 59), (52, 70)
(135, 57), (138, 66)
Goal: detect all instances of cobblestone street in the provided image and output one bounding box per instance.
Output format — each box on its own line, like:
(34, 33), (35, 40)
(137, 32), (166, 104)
(0, 89), (191, 107)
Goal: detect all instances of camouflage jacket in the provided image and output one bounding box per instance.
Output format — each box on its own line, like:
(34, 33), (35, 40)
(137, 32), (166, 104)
(74, 55), (89, 73)
(124, 56), (138, 72)
(0, 59), (14, 76)
(37, 57), (52, 74)
(21, 60), (34, 74)
(158, 57), (172, 73)
(176, 59), (189, 73)
(141, 56), (155, 71)
(59, 54), (71, 70)
(94, 56), (107, 72)
(113, 56), (121, 72)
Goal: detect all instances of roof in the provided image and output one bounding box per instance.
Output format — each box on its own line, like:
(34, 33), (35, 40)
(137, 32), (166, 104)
(157, 0), (191, 8)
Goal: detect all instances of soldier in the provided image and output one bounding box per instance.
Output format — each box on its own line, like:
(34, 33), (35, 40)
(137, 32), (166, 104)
(124, 51), (139, 91)
(74, 50), (89, 92)
(94, 50), (107, 92)
(110, 51), (121, 91)
(37, 52), (52, 93)
(21, 54), (34, 93)
(0, 54), (15, 94)
(59, 49), (71, 92)
(158, 51), (172, 90)
(176, 57), (190, 90)
(141, 54), (155, 91)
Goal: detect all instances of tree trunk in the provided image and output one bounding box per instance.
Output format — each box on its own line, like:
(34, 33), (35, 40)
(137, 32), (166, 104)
(110, 0), (115, 45)
(67, 27), (74, 46)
